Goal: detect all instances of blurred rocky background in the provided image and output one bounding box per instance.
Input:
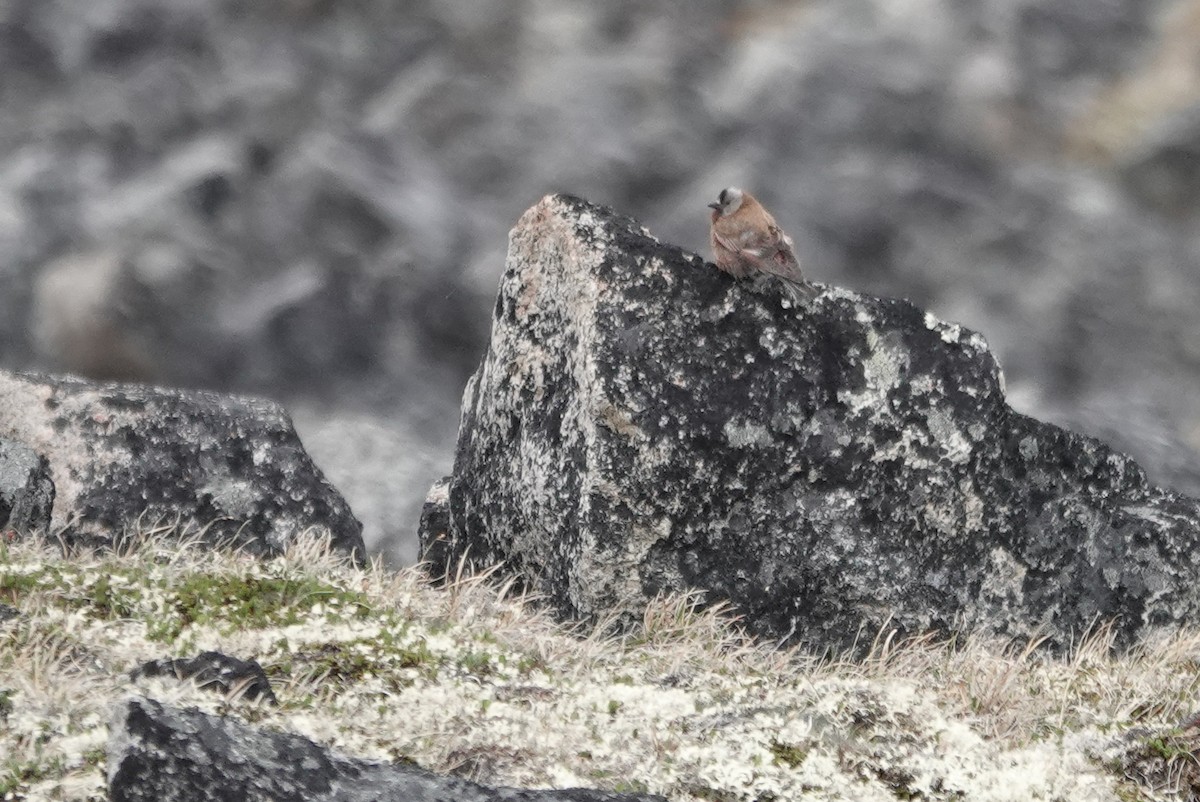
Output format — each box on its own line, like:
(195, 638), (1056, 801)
(2, 0), (1199, 562)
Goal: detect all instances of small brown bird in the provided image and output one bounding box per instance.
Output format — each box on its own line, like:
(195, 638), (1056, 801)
(708, 187), (818, 302)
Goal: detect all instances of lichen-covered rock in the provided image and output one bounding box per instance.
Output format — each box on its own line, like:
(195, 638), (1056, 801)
(0, 371), (363, 559)
(419, 194), (1200, 652)
(107, 697), (666, 802)
(0, 438), (53, 535)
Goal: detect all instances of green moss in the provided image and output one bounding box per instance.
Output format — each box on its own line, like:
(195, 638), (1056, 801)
(874, 766), (921, 800)
(86, 572), (142, 620)
(295, 633), (436, 688)
(144, 572), (373, 643)
(1144, 732), (1193, 761)
(458, 651), (494, 677)
(374, 625), (436, 672)
(1113, 780), (1152, 802)
(0, 566), (55, 606)
(1118, 728), (1200, 801)
(1, 563), (158, 624)
(679, 784), (742, 801)
(302, 643), (378, 682)
(612, 778), (651, 794)
(514, 653), (547, 676)
(769, 739), (809, 768)
(81, 745), (107, 768)
(0, 752), (65, 796)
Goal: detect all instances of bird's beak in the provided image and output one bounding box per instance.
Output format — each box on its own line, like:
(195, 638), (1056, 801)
(707, 202), (722, 211)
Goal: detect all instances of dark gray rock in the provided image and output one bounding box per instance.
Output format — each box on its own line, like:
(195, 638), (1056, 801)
(0, 603), (17, 623)
(131, 652), (277, 705)
(418, 477), (452, 574)
(107, 697), (665, 802)
(0, 438), (53, 535)
(420, 195), (1200, 653)
(0, 371), (363, 560)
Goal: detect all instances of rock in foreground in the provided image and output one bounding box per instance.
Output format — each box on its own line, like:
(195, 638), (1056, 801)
(0, 371), (363, 558)
(420, 194), (1200, 652)
(107, 697), (665, 802)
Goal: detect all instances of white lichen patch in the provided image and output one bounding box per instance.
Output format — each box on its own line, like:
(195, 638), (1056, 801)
(839, 316), (910, 414)
(723, 420), (772, 448)
(924, 311), (967, 345)
(2, 532), (1198, 800)
(927, 406), (973, 464)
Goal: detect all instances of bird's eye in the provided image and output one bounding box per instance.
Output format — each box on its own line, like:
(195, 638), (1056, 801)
(718, 190), (727, 204)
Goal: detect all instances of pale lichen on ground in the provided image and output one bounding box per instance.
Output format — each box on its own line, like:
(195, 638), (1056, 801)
(2, 531), (1200, 801)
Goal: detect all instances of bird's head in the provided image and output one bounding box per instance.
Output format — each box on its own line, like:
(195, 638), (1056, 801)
(708, 186), (745, 219)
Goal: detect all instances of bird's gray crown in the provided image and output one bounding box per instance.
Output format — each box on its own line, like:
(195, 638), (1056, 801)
(717, 186), (744, 215)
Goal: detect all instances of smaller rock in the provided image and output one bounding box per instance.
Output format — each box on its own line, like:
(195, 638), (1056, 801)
(0, 370), (364, 560)
(0, 603), (18, 623)
(131, 651), (277, 705)
(107, 697), (666, 802)
(418, 477), (452, 574)
(0, 438), (53, 536)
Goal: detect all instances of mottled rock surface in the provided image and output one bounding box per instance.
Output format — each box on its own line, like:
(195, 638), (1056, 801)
(420, 195), (1200, 652)
(0, 371), (363, 558)
(0, 438), (53, 535)
(107, 697), (666, 802)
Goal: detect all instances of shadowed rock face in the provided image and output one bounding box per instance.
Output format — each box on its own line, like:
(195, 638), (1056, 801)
(420, 194), (1200, 652)
(107, 697), (666, 802)
(0, 371), (363, 559)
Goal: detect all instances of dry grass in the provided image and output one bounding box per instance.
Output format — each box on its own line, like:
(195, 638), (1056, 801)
(3, 530), (1200, 800)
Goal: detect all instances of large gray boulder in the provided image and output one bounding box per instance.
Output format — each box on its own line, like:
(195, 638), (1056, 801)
(419, 195), (1200, 652)
(0, 371), (363, 559)
(107, 697), (665, 802)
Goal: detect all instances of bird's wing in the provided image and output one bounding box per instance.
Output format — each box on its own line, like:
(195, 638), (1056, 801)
(751, 225), (811, 285)
(715, 227), (774, 259)
(741, 225), (797, 267)
(713, 229), (751, 257)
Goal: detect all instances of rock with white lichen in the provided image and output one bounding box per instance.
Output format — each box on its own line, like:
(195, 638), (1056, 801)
(0, 371), (364, 559)
(107, 697), (667, 802)
(419, 194), (1200, 653)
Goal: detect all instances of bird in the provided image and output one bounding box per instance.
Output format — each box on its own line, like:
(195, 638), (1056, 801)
(708, 187), (818, 302)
